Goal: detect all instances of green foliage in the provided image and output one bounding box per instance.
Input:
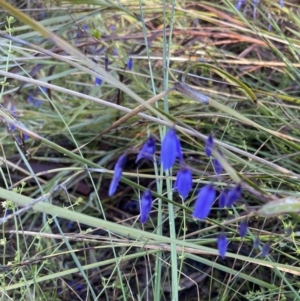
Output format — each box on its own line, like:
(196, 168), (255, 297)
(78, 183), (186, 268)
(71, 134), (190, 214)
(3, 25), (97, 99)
(0, 0), (300, 300)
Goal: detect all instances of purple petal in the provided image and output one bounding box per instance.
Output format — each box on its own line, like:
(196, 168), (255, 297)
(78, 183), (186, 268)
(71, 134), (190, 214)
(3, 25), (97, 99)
(174, 168), (192, 199)
(205, 132), (214, 157)
(136, 136), (156, 163)
(219, 189), (228, 208)
(176, 136), (183, 163)
(236, 0), (246, 10)
(140, 189), (153, 224)
(193, 184), (216, 220)
(23, 133), (29, 141)
(95, 77), (102, 86)
(127, 58), (133, 70)
(217, 233), (228, 259)
(108, 154), (127, 196)
(28, 94), (34, 104)
(213, 157), (223, 175)
(160, 128), (182, 170)
(239, 220), (248, 238)
(261, 243), (270, 257)
(225, 184), (242, 207)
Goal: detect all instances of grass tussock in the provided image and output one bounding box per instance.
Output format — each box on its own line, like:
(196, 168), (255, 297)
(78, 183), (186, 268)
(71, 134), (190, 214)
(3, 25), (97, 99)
(0, 0), (300, 300)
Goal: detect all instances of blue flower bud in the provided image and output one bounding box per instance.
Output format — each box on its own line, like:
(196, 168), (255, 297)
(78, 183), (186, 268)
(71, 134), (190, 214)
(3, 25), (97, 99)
(213, 156), (223, 175)
(219, 188), (228, 208)
(123, 200), (139, 212)
(95, 77), (102, 86)
(160, 128), (183, 170)
(23, 133), (29, 141)
(239, 219), (248, 238)
(140, 189), (153, 224)
(108, 154), (127, 196)
(68, 280), (75, 286)
(28, 94), (42, 107)
(136, 136), (156, 163)
(192, 184), (216, 220)
(217, 233), (228, 259)
(253, 0), (260, 7)
(174, 168), (192, 199)
(205, 132), (214, 157)
(67, 221), (74, 229)
(279, 0), (284, 7)
(41, 87), (47, 94)
(236, 0), (245, 10)
(28, 94), (34, 104)
(8, 123), (15, 132)
(261, 242), (270, 257)
(127, 58), (133, 70)
(225, 183), (242, 207)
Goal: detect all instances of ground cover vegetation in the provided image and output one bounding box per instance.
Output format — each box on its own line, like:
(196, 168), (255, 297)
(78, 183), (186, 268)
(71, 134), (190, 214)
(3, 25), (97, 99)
(0, 0), (300, 300)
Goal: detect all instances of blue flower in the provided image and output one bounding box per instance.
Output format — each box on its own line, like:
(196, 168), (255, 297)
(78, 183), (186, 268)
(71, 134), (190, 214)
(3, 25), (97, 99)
(205, 132), (214, 157)
(127, 58), (133, 70)
(236, 0), (246, 10)
(40, 87), (47, 94)
(67, 221), (74, 229)
(213, 156), (223, 175)
(174, 168), (192, 199)
(225, 183), (242, 207)
(261, 243), (270, 257)
(239, 220), (248, 238)
(136, 136), (156, 163)
(160, 128), (183, 170)
(28, 94), (41, 107)
(23, 133), (29, 141)
(253, 0), (260, 7)
(192, 184), (216, 220)
(108, 154), (127, 196)
(76, 283), (83, 292)
(7, 122), (15, 132)
(218, 188), (228, 208)
(140, 189), (153, 224)
(68, 280), (75, 286)
(217, 233), (228, 259)
(94, 45), (106, 55)
(123, 200), (139, 212)
(95, 77), (102, 86)
(279, 0), (284, 7)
